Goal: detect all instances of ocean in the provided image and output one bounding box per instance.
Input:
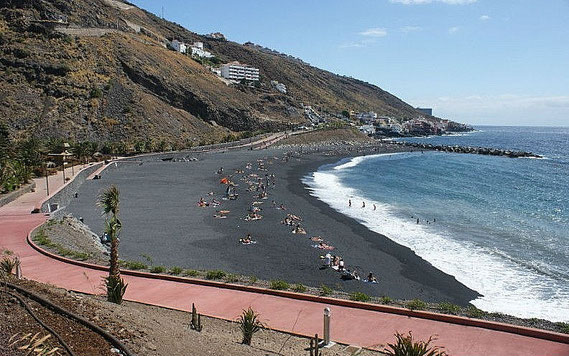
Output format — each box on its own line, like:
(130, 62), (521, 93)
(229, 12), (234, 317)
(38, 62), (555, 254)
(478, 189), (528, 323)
(303, 126), (569, 322)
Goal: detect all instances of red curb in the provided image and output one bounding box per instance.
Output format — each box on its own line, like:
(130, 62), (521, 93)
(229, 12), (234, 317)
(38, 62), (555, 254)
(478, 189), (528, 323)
(26, 226), (569, 345)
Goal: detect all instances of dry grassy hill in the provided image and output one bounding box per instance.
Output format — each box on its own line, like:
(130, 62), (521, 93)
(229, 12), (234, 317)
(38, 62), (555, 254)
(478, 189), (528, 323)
(0, 0), (445, 147)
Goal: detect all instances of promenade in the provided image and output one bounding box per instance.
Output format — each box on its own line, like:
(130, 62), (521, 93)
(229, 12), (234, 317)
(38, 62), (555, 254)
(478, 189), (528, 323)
(1, 158), (568, 355)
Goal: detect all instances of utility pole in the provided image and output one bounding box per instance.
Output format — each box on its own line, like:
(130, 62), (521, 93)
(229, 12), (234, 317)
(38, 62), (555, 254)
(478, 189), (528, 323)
(161, 6), (164, 19)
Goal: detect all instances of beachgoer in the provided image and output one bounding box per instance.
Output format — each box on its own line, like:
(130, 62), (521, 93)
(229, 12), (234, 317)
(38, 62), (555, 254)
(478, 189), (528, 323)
(338, 259), (345, 272)
(367, 272), (377, 283)
(416, 218), (419, 224)
(349, 199), (352, 207)
(362, 202), (365, 208)
(324, 253), (332, 267)
(373, 204), (376, 211)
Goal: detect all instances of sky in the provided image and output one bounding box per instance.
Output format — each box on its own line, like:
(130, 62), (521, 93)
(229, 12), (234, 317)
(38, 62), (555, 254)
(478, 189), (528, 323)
(129, 0), (569, 126)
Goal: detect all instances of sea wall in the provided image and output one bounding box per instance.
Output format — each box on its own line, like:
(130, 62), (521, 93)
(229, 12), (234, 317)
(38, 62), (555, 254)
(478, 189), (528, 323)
(395, 142), (541, 158)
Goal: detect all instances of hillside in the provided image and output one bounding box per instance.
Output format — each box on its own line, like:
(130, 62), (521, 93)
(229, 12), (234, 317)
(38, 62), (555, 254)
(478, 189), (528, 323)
(1, 0), (446, 146)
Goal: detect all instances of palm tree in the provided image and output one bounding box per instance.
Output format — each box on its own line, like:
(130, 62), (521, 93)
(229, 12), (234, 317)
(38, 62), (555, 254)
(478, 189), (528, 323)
(98, 185), (127, 303)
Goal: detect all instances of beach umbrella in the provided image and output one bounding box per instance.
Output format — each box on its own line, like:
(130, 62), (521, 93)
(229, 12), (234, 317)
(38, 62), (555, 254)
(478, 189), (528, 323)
(220, 177), (229, 184)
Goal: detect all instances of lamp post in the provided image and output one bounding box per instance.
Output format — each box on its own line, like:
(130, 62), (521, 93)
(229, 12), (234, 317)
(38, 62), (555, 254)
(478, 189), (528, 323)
(44, 161), (49, 196)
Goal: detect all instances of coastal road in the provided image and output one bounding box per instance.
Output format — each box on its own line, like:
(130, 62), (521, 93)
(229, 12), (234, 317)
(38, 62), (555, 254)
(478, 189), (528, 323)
(1, 163), (568, 355)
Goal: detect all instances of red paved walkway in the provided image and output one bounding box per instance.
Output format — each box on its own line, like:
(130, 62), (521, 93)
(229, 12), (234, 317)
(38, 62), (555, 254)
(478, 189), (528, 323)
(1, 164), (568, 355)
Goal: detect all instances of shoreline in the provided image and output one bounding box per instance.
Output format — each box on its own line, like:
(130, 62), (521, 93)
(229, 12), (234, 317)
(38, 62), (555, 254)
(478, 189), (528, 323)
(62, 143), (479, 305)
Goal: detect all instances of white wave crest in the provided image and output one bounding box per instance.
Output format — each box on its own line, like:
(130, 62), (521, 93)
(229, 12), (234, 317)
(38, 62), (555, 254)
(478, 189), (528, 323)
(303, 166), (569, 322)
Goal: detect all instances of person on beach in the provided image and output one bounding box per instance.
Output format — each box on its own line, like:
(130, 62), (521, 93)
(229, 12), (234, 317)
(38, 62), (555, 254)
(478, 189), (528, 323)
(240, 234), (253, 244)
(373, 204), (376, 211)
(416, 218), (420, 224)
(349, 199), (352, 207)
(367, 272), (377, 283)
(324, 253), (332, 268)
(362, 202), (365, 208)
(338, 258), (345, 272)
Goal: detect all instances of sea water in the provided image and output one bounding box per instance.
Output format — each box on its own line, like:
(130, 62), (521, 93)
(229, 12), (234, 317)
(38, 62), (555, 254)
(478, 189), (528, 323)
(303, 126), (569, 322)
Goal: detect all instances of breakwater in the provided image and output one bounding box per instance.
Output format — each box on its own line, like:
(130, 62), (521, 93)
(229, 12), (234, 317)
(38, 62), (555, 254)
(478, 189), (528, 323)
(394, 141), (541, 158)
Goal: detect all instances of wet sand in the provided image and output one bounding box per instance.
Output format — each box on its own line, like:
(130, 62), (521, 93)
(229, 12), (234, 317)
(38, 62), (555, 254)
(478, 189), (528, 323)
(64, 144), (480, 305)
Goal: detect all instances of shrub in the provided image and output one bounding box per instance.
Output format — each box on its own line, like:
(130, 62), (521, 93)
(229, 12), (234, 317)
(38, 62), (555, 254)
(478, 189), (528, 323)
(350, 292), (371, 302)
(123, 260), (147, 270)
(407, 299), (427, 311)
(183, 269), (199, 277)
(320, 284), (332, 296)
(150, 266), (166, 274)
(238, 307), (264, 345)
(466, 306), (486, 318)
(384, 332), (447, 356)
(556, 322), (569, 334)
(269, 280), (289, 290)
(225, 273), (239, 283)
(380, 296), (392, 304)
(0, 256), (19, 275)
(248, 275), (258, 284)
(90, 87), (103, 98)
(438, 302), (461, 315)
(292, 284), (307, 293)
(206, 270), (226, 280)
(169, 266), (183, 275)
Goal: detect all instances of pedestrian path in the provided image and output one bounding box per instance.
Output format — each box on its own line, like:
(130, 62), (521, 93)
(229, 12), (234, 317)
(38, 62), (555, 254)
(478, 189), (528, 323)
(1, 162), (568, 355)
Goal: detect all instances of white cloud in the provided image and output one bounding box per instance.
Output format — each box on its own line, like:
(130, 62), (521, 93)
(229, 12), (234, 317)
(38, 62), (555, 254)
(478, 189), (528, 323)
(414, 95), (569, 126)
(359, 27), (388, 37)
(390, 0), (477, 4)
(448, 26), (460, 34)
(480, 15), (491, 21)
(401, 26), (423, 33)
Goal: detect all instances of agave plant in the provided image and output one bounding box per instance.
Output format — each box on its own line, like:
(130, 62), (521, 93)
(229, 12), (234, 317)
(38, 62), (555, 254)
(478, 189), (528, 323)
(0, 256), (20, 275)
(384, 332), (447, 356)
(237, 307), (264, 345)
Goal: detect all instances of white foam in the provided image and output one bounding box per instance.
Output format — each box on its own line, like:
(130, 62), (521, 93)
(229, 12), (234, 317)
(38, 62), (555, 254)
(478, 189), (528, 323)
(333, 152), (405, 171)
(303, 165), (569, 322)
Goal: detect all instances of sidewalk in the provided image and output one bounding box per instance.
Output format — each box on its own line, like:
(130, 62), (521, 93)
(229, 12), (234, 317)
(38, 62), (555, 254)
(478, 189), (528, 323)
(1, 162), (568, 355)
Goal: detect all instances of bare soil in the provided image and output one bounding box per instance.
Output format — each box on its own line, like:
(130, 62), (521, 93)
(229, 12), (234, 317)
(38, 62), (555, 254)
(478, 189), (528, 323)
(1, 277), (381, 356)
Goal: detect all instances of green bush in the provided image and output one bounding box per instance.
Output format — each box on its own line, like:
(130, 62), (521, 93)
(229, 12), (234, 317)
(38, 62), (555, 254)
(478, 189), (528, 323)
(269, 280), (290, 290)
(169, 266), (183, 275)
(183, 269), (199, 277)
(248, 275), (258, 284)
(150, 266), (166, 274)
(438, 302), (461, 315)
(320, 284), (332, 296)
(206, 270), (226, 280)
(292, 284), (307, 293)
(225, 273), (239, 283)
(90, 87), (103, 98)
(380, 296), (392, 304)
(384, 332), (447, 356)
(407, 299), (427, 311)
(466, 306), (486, 318)
(123, 260), (147, 270)
(349, 292), (371, 302)
(556, 322), (569, 334)
(238, 307), (264, 345)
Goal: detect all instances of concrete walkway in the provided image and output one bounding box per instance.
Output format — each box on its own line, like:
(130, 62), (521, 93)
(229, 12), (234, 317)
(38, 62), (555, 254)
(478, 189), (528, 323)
(1, 163), (568, 355)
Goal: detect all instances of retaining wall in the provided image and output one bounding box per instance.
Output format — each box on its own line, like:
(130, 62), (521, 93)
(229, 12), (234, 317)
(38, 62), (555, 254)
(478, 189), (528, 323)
(0, 182), (36, 207)
(41, 164), (102, 216)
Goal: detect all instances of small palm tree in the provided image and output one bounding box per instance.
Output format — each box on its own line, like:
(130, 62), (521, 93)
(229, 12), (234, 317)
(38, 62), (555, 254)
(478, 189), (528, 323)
(238, 307), (264, 345)
(384, 332), (447, 356)
(98, 185), (127, 304)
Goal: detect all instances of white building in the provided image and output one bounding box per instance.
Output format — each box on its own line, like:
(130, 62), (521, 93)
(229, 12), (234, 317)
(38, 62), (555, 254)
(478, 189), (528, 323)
(270, 80), (287, 94)
(356, 111), (378, 123)
(221, 61), (260, 81)
(190, 42), (214, 58)
(359, 124), (376, 135)
(171, 40), (187, 53)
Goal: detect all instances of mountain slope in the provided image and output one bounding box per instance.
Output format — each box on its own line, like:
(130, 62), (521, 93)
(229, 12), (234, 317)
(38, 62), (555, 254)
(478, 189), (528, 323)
(0, 0), (443, 146)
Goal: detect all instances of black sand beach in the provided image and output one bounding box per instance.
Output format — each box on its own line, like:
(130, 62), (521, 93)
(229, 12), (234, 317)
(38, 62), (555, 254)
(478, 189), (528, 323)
(64, 143), (480, 305)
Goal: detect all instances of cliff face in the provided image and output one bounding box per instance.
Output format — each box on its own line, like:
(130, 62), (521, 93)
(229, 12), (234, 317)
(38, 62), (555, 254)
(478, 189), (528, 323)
(0, 0), (445, 145)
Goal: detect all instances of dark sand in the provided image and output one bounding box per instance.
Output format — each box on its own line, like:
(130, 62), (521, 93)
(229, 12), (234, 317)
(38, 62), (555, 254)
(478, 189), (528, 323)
(64, 144), (480, 305)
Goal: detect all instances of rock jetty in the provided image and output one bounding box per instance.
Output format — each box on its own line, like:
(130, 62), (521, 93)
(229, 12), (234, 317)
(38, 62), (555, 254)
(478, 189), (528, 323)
(395, 142), (541, 158)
